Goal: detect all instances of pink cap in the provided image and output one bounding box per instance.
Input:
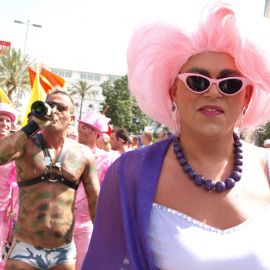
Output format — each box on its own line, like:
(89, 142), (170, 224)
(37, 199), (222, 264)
(78, 111), (111, 133)
(0, 103), (18, 123)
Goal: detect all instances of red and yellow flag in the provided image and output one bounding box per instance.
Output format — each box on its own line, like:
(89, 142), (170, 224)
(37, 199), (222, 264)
(28, 67), (53, 94)
(41, 68), (65, 88)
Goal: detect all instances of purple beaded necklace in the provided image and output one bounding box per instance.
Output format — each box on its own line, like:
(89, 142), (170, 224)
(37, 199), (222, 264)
(172, 132), (243, 192)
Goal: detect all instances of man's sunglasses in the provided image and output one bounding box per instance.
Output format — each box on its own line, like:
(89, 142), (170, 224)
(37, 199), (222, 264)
(177, 73), (250, 96)
(46, 101), (68, 112)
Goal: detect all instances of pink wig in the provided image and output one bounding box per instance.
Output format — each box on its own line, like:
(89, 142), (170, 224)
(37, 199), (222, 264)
(127, 1), (270, 131)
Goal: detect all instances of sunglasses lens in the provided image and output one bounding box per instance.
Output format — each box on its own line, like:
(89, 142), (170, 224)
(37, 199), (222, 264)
(56, 104), (67, 112)
(47, 102), (68, 112)
(219, 79), (243, 95)
(186, 76), (210, 92)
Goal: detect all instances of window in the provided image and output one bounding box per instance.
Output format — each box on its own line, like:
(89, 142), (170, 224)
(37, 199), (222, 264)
(51, 69), (72, 78)
(80, 72), (101, 81)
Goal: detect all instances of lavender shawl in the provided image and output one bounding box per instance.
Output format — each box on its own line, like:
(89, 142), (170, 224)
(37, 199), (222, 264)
(82, 137), (173, 270)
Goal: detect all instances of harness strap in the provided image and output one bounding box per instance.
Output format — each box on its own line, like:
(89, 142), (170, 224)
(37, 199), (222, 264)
(18, 174), (78, 190)
(18, 134), (79, 190)
(37, 133), (50, 158)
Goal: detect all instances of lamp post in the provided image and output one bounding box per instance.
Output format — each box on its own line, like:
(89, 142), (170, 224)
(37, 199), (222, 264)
(14, 20), (42, 107)
(264, 0), (270, 18)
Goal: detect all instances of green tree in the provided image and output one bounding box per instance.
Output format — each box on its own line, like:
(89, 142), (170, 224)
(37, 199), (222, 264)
(101, 75), (153, 134)
(69, 80), (95, 119)
(254, 122), (270, 147)
(0, 48), (32, 103)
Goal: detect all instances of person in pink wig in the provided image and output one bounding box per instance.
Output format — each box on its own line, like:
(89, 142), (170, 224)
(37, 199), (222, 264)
(82, 1), (270, 269)
(0, 103), (19, 269)
(74, 111), (120, 270)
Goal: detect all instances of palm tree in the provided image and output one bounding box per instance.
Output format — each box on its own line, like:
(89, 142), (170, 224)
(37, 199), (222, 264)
(69, 80), (96, 119)
(0, 48), (32, 103)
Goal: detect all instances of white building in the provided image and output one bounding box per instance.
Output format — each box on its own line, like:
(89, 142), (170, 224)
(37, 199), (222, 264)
(50, 67), (122, 119)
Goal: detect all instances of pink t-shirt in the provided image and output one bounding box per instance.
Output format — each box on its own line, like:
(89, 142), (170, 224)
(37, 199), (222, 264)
(0, 161), (18, 265)
(94, 148), (120, 185)
(74, 148), (120, 232)
(0, 162), (18, 211)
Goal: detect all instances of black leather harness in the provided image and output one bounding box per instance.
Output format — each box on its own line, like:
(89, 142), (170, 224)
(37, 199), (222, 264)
(18, 134), (78, 190)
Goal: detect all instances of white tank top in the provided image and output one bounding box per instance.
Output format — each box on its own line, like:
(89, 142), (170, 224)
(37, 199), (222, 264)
(148, 152), (270, 270)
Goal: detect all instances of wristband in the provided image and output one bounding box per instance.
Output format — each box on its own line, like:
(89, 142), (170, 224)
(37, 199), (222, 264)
(21, 120), (40, 138)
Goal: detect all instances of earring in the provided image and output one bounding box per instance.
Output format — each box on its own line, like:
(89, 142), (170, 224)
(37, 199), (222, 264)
(172, 102), (180, 135)
(242, 107), (247, 116)
(235, 106), (246, 135)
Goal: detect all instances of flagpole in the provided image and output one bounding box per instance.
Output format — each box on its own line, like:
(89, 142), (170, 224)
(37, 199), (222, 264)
(14, 20), (42, 108)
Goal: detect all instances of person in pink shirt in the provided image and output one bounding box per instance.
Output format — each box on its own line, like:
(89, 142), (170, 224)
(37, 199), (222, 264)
(0, 103), (19, 269)
(74, 111), (120, 270)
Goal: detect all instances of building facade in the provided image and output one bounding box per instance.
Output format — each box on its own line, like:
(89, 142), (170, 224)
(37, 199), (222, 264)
(50, 67), (122, 119)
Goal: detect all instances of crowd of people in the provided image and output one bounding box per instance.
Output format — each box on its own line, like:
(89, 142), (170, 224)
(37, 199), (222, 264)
(1, 1), (270, 269)
(0, 91), (163, 269)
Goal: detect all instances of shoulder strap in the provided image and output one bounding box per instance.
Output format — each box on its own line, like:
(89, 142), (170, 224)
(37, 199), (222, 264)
(36, 133), (52, 166)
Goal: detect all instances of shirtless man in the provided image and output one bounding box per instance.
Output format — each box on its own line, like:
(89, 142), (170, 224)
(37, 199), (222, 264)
(0, 90), (100, 270)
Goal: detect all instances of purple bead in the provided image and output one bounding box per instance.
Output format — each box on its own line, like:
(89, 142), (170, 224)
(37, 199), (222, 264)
(234, 166), (242, 173)
(235, 153), (243, 159)
(235, 159), (243, 166)
(188, 170), (197, 179)
(234, 141), (242, 147)
(179, 157), (187, 165)
(176, 152), (184, 159)
(204, 180), (215, 191)
(230, 171), (241, 181)
(183, 164), (191, 173)
(225, 178), (235, 189)
(173, 144), (181, 153)
(215, 181), (226, 192)
(234, 147), (243, 153)
(194, 175), (204, 186)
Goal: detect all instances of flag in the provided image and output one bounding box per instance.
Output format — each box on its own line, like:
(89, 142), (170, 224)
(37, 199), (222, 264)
(0, 87), (11, 104)
(107, 124), (112, 136)
(22, 73), (46, 126)
(41, 68), (65, 88)
(28, 67), (52, 94)
(28, 67), (36, 89)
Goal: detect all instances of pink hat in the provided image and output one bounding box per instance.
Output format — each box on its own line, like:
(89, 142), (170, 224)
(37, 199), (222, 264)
(78, 111), (111, 133)
(0, 103), (18, 123)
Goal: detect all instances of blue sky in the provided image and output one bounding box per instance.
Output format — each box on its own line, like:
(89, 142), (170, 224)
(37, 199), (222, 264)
(1, 0), (266, 76)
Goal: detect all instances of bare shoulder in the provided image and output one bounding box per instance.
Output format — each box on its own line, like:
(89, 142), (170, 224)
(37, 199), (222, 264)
(65, 139), (94, 161)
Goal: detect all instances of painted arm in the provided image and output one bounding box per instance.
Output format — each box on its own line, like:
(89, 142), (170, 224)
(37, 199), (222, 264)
(0, 118), (50, 165)
(0, 130), (29, 165)
(81, 148), (100, 221)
